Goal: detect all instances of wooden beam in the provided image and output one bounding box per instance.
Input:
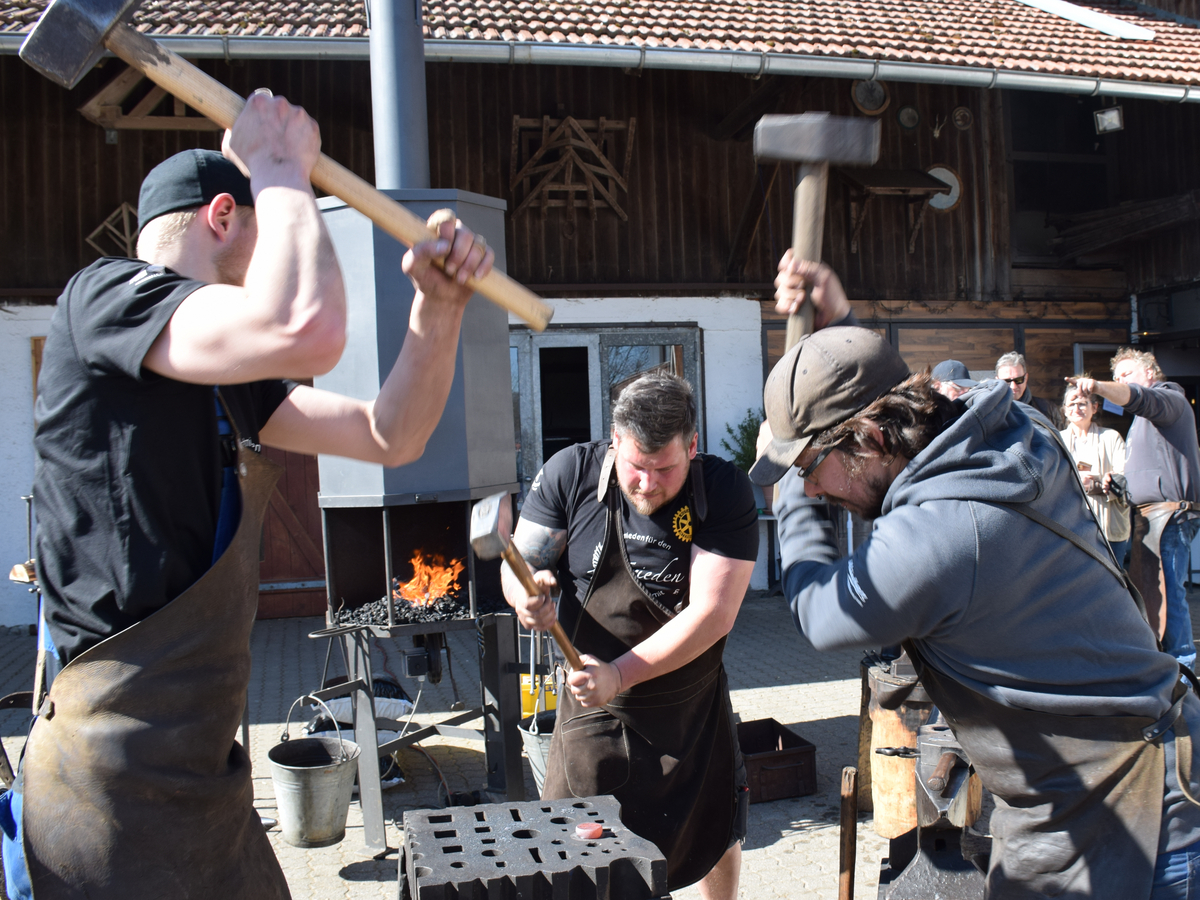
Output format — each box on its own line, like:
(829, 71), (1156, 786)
(77, 63), (222, 132)
(725, 163), (779, 278)
(709, 75), (789, 142)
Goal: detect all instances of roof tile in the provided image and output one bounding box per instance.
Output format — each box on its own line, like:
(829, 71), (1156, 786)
(6, 0), (1200, 86)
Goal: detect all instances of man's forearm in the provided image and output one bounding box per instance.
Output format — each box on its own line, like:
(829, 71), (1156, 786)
(1086, 380), (1132, 408)
(367, 295), (468, 467)
(612, 553), (753, 690)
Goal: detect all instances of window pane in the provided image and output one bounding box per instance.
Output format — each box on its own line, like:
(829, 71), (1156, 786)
(607, 344), (683, 402)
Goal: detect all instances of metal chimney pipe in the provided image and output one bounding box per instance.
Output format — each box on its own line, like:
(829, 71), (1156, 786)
(366, 0), (431, 189)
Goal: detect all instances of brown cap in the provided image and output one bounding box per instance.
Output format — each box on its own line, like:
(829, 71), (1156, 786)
(749, 326), (910, 485)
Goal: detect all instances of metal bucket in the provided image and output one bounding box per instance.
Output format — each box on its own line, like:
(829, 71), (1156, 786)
(269, 695), (361, 848)
(518, 709), (556, 795)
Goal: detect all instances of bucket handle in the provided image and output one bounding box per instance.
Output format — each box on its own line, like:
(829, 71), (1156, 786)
(529, 635), (555, 736)
(281, 694), (350, 764)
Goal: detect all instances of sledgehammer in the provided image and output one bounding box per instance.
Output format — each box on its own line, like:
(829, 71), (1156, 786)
(19, 0), (553, 332)
(470, 493), (583, 671)
(754, 113), (880, 349)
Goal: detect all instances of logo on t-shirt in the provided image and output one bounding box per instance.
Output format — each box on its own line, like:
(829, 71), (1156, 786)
(129, 264), (171, 287)
(672, 506), (693, 542)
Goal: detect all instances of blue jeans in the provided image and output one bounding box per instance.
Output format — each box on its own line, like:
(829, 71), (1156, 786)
(1153, 838), (1200, 900)
(0, 786), (31, 900)
(1161, 519), (1200, 671)
(1111, 537), (1131, 570)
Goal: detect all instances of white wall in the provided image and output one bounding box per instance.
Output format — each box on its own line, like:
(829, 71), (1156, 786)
(511, 295), (773, 588)
(0, 305), (54, 627)
(513, 295), (764, 457)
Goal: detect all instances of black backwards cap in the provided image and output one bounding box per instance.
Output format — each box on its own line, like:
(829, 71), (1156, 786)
(137, 149), (254, 233)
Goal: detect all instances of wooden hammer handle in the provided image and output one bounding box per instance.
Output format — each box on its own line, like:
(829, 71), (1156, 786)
(838, 766), (858, 900)
(499, 544), (584, 671)
(786, 160), (829, 350)
(104, 24), (553, 333)
(927, 750), (959, 794)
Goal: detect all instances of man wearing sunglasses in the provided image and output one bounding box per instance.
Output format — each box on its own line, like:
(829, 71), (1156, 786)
(996, 350), (1065, 429)
(752, 251), (1200, 900)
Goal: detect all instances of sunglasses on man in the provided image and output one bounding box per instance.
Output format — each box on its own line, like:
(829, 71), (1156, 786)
(1000, 375), (1026, 386)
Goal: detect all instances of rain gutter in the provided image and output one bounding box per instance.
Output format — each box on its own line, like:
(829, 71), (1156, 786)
(1, 34), (1197, 103)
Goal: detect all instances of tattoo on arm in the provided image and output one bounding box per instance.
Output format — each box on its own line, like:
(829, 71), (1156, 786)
(513, 521), (567, 571)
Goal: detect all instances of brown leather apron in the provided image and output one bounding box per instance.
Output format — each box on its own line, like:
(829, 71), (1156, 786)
(906, 641), (1166, 900)
(21, 409), (290, 900)
(1130, 502), (1186, 642)
(542, 450), (740, 890)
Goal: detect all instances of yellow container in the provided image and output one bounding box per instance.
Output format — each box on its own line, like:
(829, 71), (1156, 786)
(520, 674), (557, 717)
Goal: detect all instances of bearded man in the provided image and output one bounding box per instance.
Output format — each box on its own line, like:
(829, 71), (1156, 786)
(502, 372), (758, 899)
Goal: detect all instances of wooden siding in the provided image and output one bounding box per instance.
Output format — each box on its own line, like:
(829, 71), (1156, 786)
(0, 54), (376, 292)
(428, 66), (1011, 300)
(1118, 96), (1200, 292)
(5, 55), (1016, 304)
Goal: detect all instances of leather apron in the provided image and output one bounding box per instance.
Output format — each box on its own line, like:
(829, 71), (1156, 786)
(541, 450), (740, 890)
(21, 407), (290, 900)
(905, 641), (1166, 900)
(1130, 503), (1183, 642)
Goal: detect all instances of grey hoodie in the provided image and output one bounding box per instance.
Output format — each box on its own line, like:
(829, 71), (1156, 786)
(775, 379), (1200, 851)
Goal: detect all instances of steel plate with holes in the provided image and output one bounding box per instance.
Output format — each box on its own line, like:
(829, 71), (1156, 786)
(401, 795), (667, 899)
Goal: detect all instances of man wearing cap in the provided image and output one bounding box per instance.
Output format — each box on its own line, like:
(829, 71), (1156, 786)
(753, 252), (1200, 899)
(5, 93), (493, 899)
(931, 359), (977, 400)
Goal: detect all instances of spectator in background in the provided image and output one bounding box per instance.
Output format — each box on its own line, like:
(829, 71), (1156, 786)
(996, 351), (1066, 429)
(1072, 348), (1200, 670)
(1061, 381), (1131, 566)
(931, 359), (977, 401)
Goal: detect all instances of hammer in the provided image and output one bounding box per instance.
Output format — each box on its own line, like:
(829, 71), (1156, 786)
(754, 113), (880, 349)
(469, 493), (583, 671)
(19, 0), (553, 333)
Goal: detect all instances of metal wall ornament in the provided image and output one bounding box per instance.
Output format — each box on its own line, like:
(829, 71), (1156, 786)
(926, 166), (962, 212)
(897, 106), (921, 130)
(851, 80), (890, 116)
(952, 107), (974, 131)
(509, 115), (636, 223)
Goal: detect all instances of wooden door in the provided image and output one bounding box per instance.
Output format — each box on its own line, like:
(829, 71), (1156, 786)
(257, 447), (327, 619)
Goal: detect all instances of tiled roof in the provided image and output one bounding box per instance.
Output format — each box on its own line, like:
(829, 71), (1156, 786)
(4, 0), (1200, 85)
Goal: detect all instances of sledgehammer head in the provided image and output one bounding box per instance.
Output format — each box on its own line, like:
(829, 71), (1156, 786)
(470, 492), (514, 561)
(754, 113), (881, 167)
(20, 0), (142, 90)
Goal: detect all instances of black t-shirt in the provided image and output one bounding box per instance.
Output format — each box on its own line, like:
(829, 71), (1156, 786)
(34, 257), (293, 663)
(519, 441), (759, 614)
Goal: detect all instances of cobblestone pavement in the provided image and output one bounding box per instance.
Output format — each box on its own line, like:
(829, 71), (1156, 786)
(1, 586), (1196, 899)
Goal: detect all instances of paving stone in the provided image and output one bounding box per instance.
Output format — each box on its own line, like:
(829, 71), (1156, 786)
(0, 587), (1194, 897)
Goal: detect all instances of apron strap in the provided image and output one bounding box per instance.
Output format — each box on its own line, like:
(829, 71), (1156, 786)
(687, 457), (707, 523)
(1155, 677), (1200, 810)
(1002, 500), (1151, 628)
(1006, 501), (1126, 585)
(597, 444), (617, 503)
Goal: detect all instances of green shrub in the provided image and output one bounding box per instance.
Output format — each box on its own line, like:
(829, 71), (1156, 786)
(720, 408), (765, 474)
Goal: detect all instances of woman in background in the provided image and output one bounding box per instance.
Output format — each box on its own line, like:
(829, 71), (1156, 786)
(1061, 380), (1131, 565)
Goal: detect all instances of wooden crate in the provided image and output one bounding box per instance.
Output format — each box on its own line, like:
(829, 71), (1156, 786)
(737, 718), (817, 804)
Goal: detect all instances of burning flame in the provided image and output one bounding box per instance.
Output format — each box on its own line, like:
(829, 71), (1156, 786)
(393, 551), (465, 607)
